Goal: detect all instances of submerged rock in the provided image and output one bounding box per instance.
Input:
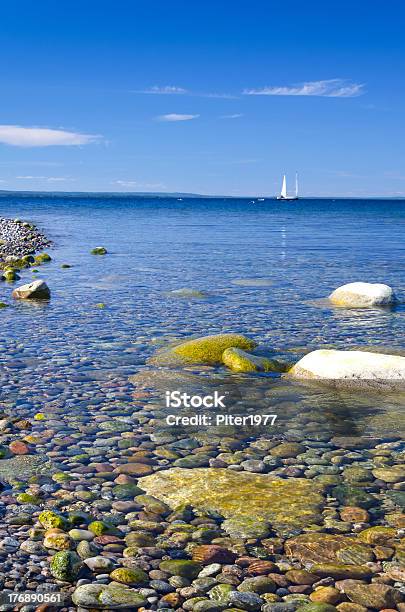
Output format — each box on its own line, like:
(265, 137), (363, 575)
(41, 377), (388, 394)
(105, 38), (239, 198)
(150, 333), (257, 366)
(12, 279), (50, 300)
(285, 533), (374, 565)
(0, 454), (53, 484)
(139, 467), (325, 538)
(288, 349), (405, 390)
(168, 288), (208, 298)
(222, 348), (285, 373)
(329, 281), (395, 307)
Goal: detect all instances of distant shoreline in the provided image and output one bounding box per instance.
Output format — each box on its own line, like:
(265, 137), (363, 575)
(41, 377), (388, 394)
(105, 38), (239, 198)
(0, 190), (405, 200)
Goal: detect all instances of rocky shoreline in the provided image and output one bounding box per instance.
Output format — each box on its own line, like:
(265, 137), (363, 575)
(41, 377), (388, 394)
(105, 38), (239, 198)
(0, 217), (52, 261)
(0, 228), (404, 611)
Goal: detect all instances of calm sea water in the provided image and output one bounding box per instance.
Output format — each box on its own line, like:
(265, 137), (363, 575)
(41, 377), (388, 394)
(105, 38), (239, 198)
(0, 194), (404, 439)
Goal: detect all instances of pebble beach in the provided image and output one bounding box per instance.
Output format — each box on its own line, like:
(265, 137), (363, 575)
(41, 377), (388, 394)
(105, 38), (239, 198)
(0, 195), (404, 612)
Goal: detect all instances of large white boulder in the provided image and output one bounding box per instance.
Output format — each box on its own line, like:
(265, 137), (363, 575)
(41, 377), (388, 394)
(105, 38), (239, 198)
(288, 349), (405, 390)
(329, 282), (395, 308)
(12, 279), (50, 300)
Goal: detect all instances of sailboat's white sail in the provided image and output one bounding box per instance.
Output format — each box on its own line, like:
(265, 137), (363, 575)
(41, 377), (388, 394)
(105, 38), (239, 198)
(281, 175), (287, 198)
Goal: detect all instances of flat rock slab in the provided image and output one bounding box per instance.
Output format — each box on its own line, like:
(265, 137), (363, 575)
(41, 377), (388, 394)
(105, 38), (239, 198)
(139, 467), (325, 538)
(288, 349), (405, 391)
(285, 533), (374, 565)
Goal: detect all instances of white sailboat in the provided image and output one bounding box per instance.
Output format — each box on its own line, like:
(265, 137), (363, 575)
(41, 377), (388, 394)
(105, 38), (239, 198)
(277, 172), (299, 200)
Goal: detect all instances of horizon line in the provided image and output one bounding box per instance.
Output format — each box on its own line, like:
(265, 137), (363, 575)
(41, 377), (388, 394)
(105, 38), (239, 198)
(0, 189), (405, 200)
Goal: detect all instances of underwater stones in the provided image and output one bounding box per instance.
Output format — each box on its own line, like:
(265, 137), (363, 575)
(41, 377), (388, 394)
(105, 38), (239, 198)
(285, 533), (374, 566)
(192, 544), (237, 565)
(139, 468), (325, 538)
(72, 583), (146, 609)
(288, 349), (405, 390)
(159, 560), (202, 579)
(43, 529), (72, 550)
(329, 282), (396, 308)
(91, 246), (107, 255)
(0, 454), (52, 484)
(331, 484), (376, 509)
(222, 348), (284, 373)
(150, 333), (257, 366)
(270, 442), (306, 458)
(50, 550), (82, 582)
(342, 582), (403, 608)
(12, 279), (50, 300)
(372, 466), (405, 483)
(357, 526), (397, 544)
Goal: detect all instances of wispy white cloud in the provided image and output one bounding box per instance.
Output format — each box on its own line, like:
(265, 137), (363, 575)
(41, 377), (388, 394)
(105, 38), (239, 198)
(0, 125), (101, 147)
(140, 85), (188, 95)
(243, 79), (365, 98)
(156, 113), (200, 122)
(16, 175), (73, 182)
(111, 180), (166, 190)
(137, 86), (238, 99)
(220, 113), (244, 119)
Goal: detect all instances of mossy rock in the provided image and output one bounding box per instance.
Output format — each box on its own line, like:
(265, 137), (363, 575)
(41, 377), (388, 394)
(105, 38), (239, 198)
(222, 348), (286, 373)
(38, 510), (67, 530)
(357, 525), (397, 544)
(159, 559), (202, 579)
(2, 269), (20, 282)
(61, 264), (71, 268)
(50, 551), (82, 582)
(112, 483), (144, 499)
(331, 484), (377, 508)
(0, 302), (8, 308)
(35, 253), (52, 263)
(91, 246), (107, 255)
(95, 302), (106, 309)
(16, 493), (41, 504)
(109, 567), (149, 585)
(150, 333), (257, 366)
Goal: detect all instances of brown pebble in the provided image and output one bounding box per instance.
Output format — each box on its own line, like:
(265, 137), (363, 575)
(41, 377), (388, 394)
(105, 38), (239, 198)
(339, 506), (370, 523)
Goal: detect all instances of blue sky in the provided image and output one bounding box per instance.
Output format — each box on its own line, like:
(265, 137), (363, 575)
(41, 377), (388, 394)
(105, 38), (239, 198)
(0, 0), (404, 196)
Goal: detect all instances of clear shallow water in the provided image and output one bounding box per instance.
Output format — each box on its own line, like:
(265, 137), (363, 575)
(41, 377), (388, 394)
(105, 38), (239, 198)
(0, 194), (404, 439)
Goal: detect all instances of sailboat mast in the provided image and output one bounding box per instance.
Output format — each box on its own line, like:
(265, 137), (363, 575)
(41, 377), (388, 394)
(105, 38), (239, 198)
(295, 172), (298, 197)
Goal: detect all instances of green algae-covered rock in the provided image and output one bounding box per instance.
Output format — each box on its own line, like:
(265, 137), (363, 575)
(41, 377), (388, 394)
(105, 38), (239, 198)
(139, 468), (325, 538)
(50, 551), (82, 581)
(150, 333), (257, 366)
(16, 493), (41, 504)
(208, 584), (233, 604)
(91, 246), (107, 255)
(222, 348), (285, 373)
(285, 533), (373, 565)
(331, 484), (377, 508)
(35, 253), (52, 263)
(342, 582), (403, 608)
(357, 525), (396, 544)
(38, 510), (67, 530)
(2, 269), (20, 281)
(72, 583), (146, 609)
(110, 567), (148, 585)
(112, 483), (144, 499)
(159, 559), (202, 579)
